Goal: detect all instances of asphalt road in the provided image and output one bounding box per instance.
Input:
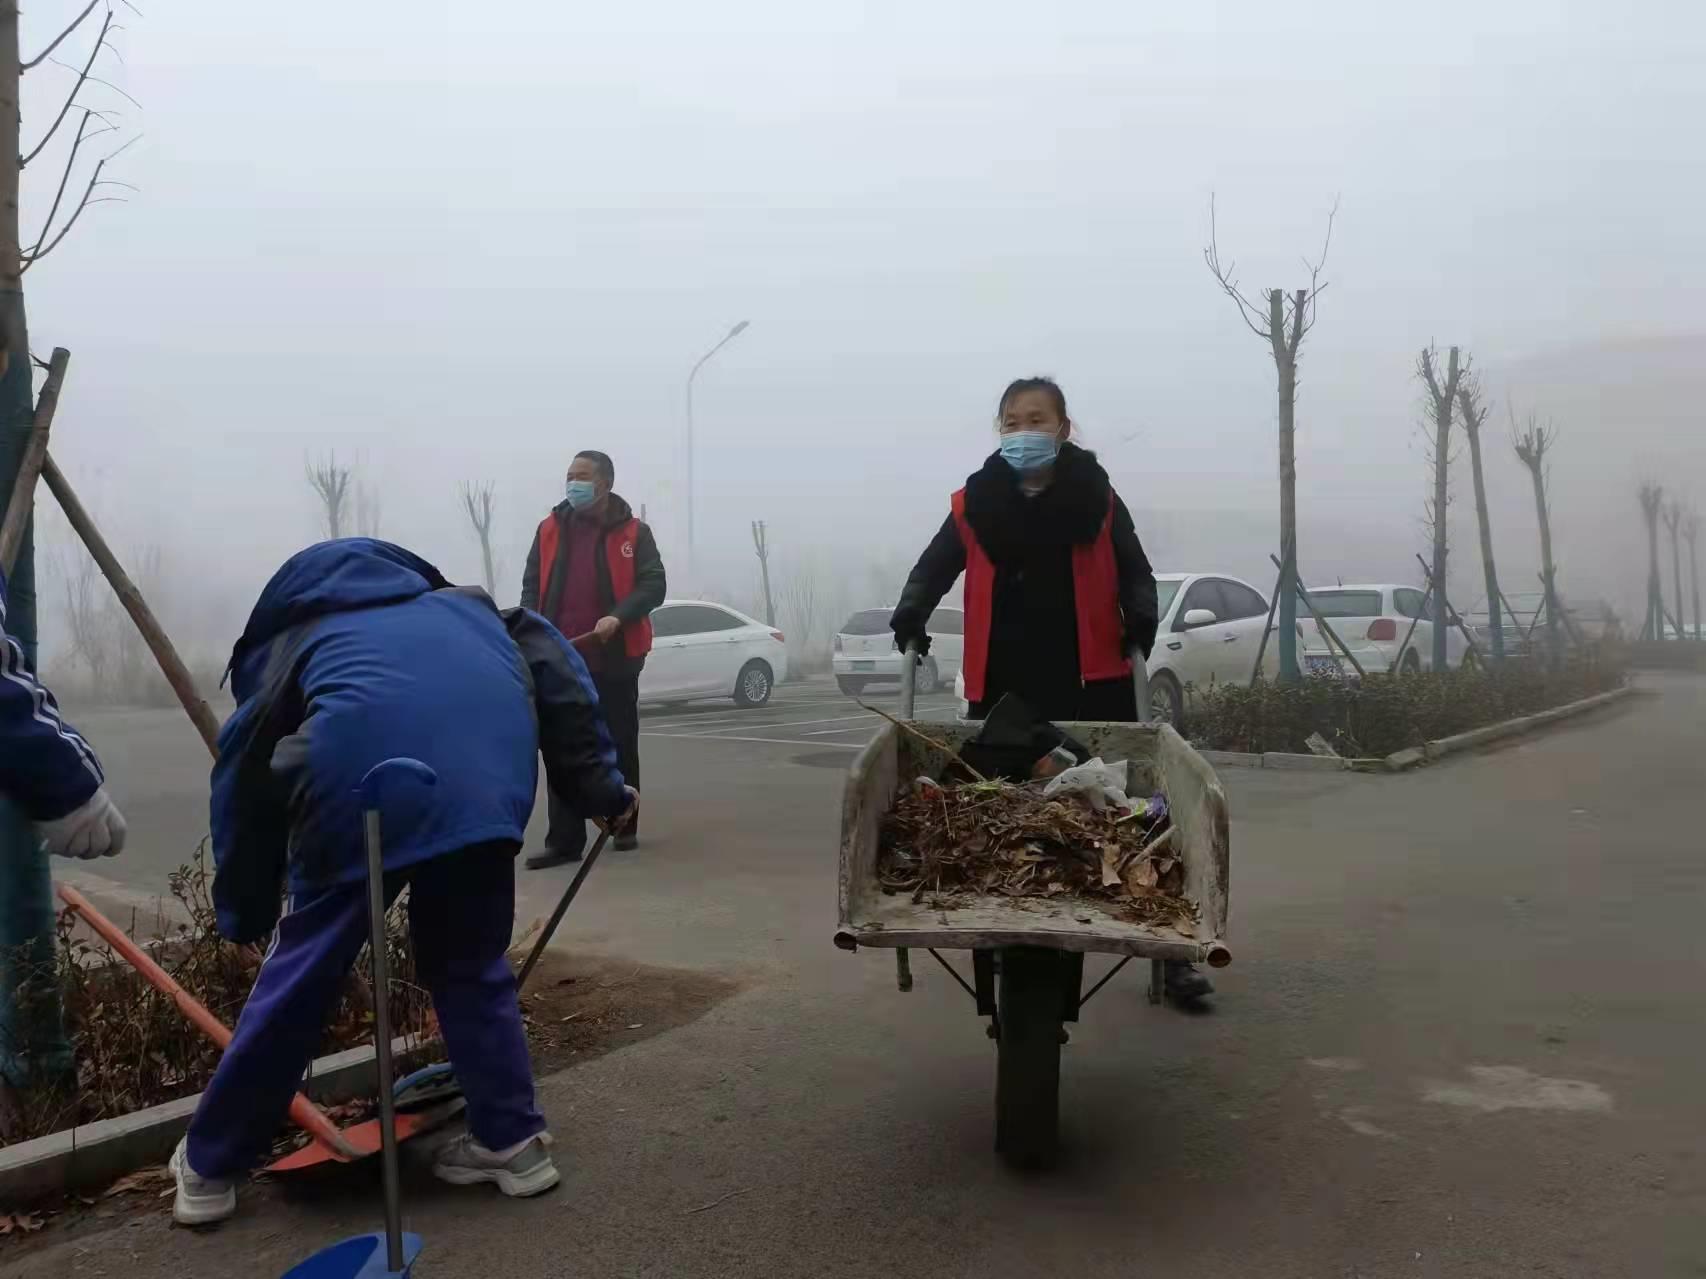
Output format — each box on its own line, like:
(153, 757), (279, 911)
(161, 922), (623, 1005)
(21, 675), (1704, 1277)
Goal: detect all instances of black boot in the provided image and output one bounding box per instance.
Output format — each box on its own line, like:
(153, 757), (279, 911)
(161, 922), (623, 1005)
(1163, 961), (1214, 1006)
(524, 845), (583, 870)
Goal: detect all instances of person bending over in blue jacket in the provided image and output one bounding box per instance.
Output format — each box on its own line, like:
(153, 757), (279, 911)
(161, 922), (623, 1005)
(169, 539), (634, 1226)
(0, 567), (126, 860)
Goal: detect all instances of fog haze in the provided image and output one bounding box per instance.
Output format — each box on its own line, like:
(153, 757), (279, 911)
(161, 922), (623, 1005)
(22, 0), (1706, 682)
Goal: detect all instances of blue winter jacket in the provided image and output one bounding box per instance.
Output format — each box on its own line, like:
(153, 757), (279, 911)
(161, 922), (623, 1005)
(211, 539), (629, 944)
(0, 568), (105, 820)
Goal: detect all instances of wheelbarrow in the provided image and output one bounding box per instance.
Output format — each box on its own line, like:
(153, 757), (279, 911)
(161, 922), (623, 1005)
(834, 642), (1232, 1167)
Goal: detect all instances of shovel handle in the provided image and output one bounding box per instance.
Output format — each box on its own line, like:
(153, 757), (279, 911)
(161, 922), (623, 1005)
(56, 883), (359, 1160)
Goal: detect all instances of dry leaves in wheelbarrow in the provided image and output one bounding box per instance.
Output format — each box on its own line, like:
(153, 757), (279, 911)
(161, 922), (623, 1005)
(876, 779), (1197, 931)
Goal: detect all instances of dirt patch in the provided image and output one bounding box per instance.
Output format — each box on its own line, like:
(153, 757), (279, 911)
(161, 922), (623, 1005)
(518, 949), (741, 1077)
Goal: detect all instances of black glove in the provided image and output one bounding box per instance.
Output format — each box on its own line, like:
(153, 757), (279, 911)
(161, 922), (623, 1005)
(892, 626), (932, 658)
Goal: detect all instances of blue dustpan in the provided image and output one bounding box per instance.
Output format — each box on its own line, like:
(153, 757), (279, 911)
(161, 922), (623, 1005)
(282, 1231), (424, 1278)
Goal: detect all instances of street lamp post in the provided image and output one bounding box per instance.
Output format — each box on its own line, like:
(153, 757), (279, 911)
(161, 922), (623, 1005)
(685, 320), (749, 573)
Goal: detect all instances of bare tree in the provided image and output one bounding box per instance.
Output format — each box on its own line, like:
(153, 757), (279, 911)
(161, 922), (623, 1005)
(1664, 500), (1686, 642)
(1418, 346), (1464, 672)
(1638, 482), (1665, 642)
(460, 480), (497, 594)
(1203, 194), (1337, 682)
(1684, 512), (1701, 642)
(306, 453), (352, 539)
(750, 519), (776, 626)
(1, 0), (138, 1080)
(1453, 368), (1503, 664)
(1512, 413), (1561, 661)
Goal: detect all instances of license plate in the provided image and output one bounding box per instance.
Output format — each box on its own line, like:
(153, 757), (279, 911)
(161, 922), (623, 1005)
(1305, 655), (1342, 676)
(852, 661), (875, 672)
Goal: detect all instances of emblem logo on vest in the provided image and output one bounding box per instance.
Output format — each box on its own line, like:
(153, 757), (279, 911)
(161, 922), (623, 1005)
(620, 541), (635, 559)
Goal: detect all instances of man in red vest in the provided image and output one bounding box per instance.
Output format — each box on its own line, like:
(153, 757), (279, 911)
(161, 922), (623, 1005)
(520, 450), (665, 866)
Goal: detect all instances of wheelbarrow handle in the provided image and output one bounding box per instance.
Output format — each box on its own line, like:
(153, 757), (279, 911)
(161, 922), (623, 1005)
(1131, 648), (1153, 726)
(55, 883), (361, 1161)
(899, 640), (920, 720)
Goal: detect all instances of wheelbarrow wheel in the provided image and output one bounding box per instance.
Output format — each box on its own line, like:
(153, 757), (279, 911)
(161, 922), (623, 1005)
(994, 945), (1065, 1170)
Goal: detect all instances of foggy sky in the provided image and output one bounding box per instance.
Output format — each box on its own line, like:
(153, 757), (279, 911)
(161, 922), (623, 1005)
(21, 0), (1706, 669)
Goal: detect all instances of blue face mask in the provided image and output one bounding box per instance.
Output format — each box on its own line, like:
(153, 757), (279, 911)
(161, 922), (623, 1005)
(564, 479), (598, 508)
(999, 431), (1060, 472)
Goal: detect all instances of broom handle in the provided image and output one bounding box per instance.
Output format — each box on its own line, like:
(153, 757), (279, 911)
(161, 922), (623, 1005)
(55, 883), (359, 1160)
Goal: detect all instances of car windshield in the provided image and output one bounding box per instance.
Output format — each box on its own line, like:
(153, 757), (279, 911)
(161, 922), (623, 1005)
(838, 610), (892, 636)
(1155, 580), (1182, 617)
(1309, 590), (1384, 618)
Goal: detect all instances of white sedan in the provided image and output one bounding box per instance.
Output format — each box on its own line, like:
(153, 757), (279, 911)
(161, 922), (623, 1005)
(639, 600), (789, 709)
(954, 572), (1283, 725)
(1300, 583), (1468, 676)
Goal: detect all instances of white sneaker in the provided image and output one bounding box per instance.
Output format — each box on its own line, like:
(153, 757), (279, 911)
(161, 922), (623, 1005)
(432, 1132), (559, 1198)
(169, 1137), (236, 1226)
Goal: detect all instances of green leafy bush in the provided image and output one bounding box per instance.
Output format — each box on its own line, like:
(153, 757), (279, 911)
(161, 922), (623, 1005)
(1190, 650), (1627, 758)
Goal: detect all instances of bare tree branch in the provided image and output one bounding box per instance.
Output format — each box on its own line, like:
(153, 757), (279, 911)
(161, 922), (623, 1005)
(21, 135), (138, 268)
(28, 109), (112, 255)
(1202, 193), (1272, 338)
(21, 0), (102, 71)
(22, 8), (115, 166)
(46, 54), (141, 109)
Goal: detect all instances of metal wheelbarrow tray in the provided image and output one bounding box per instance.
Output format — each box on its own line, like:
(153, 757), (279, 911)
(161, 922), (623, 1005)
(835, 718), (1230, 964)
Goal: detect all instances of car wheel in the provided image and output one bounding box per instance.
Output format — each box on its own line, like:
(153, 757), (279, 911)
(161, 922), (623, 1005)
(1148, 671), (1184, 729)
(1399, 650), (1422, 676)
(734, 660), (774, 708)
(836, 676), (867, 697)
(915, 657), (940, 694)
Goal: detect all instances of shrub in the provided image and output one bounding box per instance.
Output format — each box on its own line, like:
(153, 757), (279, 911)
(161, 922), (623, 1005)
(1190, 649), (1626, 758)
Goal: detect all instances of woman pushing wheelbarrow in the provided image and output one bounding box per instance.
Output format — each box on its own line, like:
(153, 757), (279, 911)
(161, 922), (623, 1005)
(888, 375), (1212, 1006)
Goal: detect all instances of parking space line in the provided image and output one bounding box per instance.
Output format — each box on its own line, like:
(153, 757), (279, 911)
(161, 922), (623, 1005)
(674, 713), (877, 737)
(640, 732), (862, 750)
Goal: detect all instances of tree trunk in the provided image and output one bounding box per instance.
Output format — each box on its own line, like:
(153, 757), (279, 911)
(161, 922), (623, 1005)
(1646, 517), (1663, 642)
(1430, 348), (1457, 673)
(479, 531), (495, 596)
(1690, 537), (1701, 641)
(1463, 418), (1503, 664)
(1669, 524), (1685, 642)
(0, 0), (71, 1086)
(1270, 291), (1298, 683)
(1530, 462), (1560, 663)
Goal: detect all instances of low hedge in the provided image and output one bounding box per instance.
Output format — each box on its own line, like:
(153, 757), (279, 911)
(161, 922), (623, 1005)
(1189, 651), (1627, 759)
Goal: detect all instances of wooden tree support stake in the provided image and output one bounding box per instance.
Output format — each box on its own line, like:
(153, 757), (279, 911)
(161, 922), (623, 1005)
(0, 346), (69, 576)
(41, 451), (223, 755)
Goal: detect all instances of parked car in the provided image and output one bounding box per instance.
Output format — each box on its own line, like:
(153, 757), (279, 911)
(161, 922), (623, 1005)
(952, 573), (1281, 726)
(1299, 584), (1467, 676)
(1144, 573), (1281, 724)
(833, 606), (964, 696)
(638, 600), (788, 709)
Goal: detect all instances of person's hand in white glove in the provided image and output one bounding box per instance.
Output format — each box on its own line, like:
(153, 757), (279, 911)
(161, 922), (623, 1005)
(35, 788), (128, 860)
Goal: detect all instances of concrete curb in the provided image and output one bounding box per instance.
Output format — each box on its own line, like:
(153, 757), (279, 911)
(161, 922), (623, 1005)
(1386, 684), (1635, 772)
(0, 1035), (428, 1204)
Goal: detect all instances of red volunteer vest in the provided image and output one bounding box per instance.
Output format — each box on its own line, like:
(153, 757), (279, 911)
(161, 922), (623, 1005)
(536, 513), (653, 659)
(951, 489), (1129, 703)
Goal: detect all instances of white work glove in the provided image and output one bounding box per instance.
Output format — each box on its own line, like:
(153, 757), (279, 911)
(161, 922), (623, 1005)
(36, 788), (128, 860)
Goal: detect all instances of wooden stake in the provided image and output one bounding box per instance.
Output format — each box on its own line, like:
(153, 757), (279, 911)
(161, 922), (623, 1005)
(0, 346), (68, 576)
(41, 451), (223, 755)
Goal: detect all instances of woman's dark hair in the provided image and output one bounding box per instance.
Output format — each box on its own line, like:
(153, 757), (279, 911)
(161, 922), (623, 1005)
(574, 449), (615, 486)
(996, 376), (1069, 427)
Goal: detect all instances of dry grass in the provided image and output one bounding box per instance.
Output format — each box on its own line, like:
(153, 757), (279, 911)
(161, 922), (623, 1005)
(1, 842), (432, 1147)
